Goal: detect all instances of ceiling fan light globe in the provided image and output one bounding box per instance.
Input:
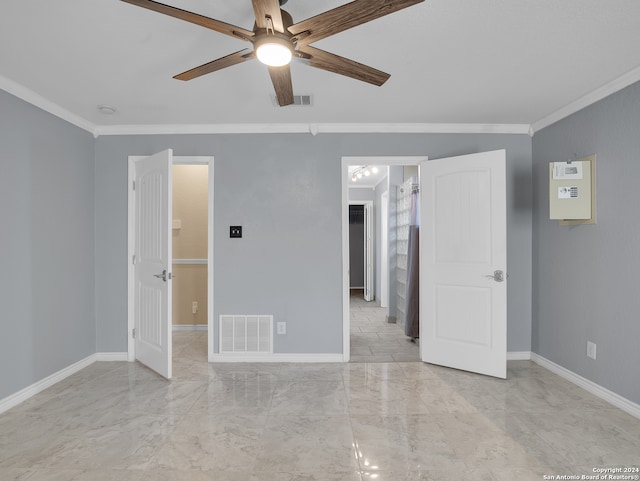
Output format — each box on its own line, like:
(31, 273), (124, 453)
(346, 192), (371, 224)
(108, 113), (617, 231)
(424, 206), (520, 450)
(256, 42), (292, 67)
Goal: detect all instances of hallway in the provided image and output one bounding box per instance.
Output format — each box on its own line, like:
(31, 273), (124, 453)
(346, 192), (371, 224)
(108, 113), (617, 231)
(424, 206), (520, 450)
(349, 290), (420, 363)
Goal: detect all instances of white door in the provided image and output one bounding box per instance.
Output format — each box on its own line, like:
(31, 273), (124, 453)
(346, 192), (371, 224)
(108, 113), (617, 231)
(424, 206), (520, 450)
(133, 150), (173, 379)
(419, 150), (507, 379)
(363, 202), (374, 302)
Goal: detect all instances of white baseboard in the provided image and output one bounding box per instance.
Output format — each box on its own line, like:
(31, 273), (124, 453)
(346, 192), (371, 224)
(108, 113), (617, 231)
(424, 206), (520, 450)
(0, 353), (97, 415)
(531, 353), (640, 420)
(173, 324), (208, 331)
(96, 352), (128, 362)
(210, 352), (532, 363)
(208, 353), (344, 363)
(507, 351), (532, 361)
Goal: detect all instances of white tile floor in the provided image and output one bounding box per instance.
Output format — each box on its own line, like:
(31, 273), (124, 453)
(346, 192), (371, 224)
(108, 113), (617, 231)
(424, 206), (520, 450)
(1, 327), (639, 480)
(349, 290), (420, 363)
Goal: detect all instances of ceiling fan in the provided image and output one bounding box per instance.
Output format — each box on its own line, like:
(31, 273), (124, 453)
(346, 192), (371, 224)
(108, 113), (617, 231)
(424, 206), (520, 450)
(121, 0), (425, 106)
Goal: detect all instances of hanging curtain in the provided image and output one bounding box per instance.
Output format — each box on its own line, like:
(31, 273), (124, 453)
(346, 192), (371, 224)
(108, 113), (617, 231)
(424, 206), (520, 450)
(404, 185), (420, 338)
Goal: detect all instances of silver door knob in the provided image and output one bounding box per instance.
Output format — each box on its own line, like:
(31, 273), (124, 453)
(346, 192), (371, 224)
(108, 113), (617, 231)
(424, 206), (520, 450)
(485, 270), (505, 282)
(154, 269), (169, 282)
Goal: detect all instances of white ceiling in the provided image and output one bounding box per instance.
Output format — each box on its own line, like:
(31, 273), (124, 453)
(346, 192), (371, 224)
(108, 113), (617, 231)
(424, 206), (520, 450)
(2, 0), (640, 131)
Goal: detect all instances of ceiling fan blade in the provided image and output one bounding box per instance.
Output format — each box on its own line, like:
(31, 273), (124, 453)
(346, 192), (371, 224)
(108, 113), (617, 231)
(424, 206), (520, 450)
(173, 49), (253, 81)
(268, 65), (294, 106)
(251, 0), (285, 32)
(289, 0), (424, 45)
(298, 46), (390, 86)
(121, 0), (254, 40)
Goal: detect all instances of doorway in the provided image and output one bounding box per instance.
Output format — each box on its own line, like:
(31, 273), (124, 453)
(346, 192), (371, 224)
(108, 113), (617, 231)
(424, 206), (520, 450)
(341, 156), (428, 362)
(127, 154), (214, 378)
(171, 163), (209, 369)
(348, 202), (373, 302)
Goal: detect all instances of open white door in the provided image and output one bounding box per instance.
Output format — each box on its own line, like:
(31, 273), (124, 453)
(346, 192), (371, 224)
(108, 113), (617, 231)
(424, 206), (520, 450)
(133, 150), (173, 379)
(363, 202), (374, 302)
(420, 150), (507, 379)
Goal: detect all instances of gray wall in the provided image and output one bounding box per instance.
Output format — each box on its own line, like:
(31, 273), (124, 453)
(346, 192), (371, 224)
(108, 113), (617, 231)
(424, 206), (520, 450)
(348, 188), (375, 202)
(0, 90), (95, 400)
(532, 81), (640, 404)
(96, 134), (344, 354)
(94, 132), (533, 355)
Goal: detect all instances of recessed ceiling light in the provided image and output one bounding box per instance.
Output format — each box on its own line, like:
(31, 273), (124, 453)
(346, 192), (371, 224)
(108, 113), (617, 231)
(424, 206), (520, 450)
(98, 105), (117, 115)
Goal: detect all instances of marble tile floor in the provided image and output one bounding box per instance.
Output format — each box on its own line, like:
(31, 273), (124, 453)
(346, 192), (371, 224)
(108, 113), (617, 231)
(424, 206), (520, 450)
(1, 349), (639, 481)
(349, 290), (420, 363)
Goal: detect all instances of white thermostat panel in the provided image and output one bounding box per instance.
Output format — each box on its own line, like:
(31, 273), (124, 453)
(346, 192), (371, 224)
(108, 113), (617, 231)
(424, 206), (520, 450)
(549, 155), (595, 222)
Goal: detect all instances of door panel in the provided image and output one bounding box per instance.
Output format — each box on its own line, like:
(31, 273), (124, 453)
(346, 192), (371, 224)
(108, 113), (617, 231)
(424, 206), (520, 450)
(134, 149), (172, 379)
(434, 171), (491, 264)
(420, 150), (507, 379)
(435, 285), (491, 345)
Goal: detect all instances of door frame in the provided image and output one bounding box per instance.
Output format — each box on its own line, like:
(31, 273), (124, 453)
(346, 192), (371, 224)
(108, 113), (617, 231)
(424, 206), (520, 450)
(127, 156), (215, 363)
(341, 156), (427, 361)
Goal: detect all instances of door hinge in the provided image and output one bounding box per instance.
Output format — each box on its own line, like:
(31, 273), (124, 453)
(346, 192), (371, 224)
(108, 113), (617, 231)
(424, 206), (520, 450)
(132, 328), (136, 339)
(132, 180), (136, 191)
(132, 254), (136, 265)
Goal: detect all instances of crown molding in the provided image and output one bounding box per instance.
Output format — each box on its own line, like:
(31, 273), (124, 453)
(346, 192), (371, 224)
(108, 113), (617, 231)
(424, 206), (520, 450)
(0, 75), (95, 135)
(93, 122), (532, 137)
(320, 123), (532, 135)
(93, 123), (312, 136)
(6, 67), (640, 138)
(531, 64), (640, 134)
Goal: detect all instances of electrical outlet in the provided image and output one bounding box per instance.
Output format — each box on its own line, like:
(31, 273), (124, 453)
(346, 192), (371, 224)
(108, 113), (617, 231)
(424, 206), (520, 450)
(277, 322), (286, 335)
(192, 301), (198, 314)
(587, 341), (597, 360)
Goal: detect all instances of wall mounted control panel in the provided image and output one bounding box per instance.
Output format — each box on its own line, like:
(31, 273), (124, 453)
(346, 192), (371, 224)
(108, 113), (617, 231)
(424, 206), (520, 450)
(549, 154), (596, 224)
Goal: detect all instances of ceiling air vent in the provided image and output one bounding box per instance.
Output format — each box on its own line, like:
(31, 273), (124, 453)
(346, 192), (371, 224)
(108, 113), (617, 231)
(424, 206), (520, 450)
(272, 95), (313, 107)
